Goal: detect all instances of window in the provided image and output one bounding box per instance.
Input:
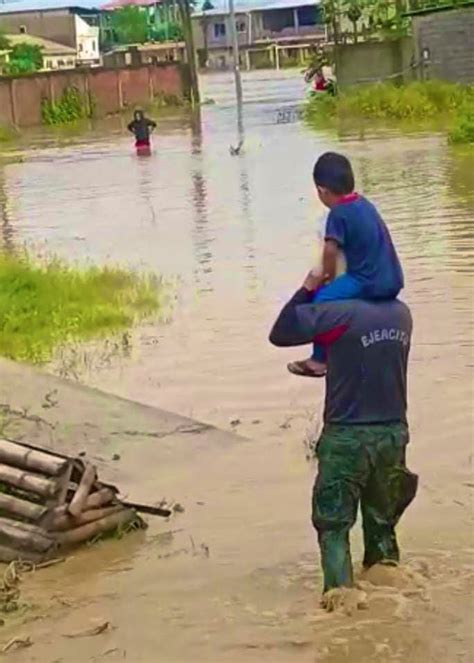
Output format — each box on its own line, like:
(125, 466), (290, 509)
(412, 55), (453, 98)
(214, 22), (226, 38)
(58, 59), (65, 67)
(67, 59), (74, 66)
(297, 6), (317, 27)
(236, 21), (246, 33)
(46, 59), (52, 68)
(79, 43), (84, 52)
(92, 40), (96, 51)
(262, 9), (294, 32)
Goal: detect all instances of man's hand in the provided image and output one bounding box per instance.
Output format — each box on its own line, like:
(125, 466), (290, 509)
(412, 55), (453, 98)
(303, 269), (325, 292)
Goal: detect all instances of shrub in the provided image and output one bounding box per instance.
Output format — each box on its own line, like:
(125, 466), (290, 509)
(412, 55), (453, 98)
(449, 107), (474, 144)
(42, 87), (94, 125)
(305, 81), (474, 124)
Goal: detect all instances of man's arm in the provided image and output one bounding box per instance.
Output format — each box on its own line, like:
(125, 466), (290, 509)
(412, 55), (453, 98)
(269, 271), (352, 348)
(269, 287), (315, 347)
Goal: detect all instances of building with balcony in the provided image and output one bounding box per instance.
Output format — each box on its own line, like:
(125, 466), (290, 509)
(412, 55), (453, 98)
(192, 0), (326, 70)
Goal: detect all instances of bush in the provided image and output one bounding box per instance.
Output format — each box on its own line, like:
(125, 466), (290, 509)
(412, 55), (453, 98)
(305, 81), (474, 124)
(0, 253), (163, 363)
(449, 108), (474, 144)
(42, 87), (94, 125)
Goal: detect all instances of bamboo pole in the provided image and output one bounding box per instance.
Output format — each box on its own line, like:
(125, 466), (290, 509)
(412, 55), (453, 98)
(68, 464), (97, 518)
(56, 508), (138, 546)
(56, 461), (74, 505)
(0, 517), (56, 553)
(47, 487), (118, 523)
(0, 463), (58, 498)
(0, 439), (69, 476)
(50, 505), (124, 532)
(0, 544), (43, 564)
(0, 493), (47, 522)
(86, 487), (117, 509)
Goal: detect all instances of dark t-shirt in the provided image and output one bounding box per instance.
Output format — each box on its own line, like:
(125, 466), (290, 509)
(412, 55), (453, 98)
(127, 118), (156, 143)
(269, 290), (412, 424)
(326, 195), (404, 299)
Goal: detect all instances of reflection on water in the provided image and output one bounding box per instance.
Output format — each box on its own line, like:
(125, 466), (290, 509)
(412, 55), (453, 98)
(1, 70), (473, 663)
(0, 71), (472, 409)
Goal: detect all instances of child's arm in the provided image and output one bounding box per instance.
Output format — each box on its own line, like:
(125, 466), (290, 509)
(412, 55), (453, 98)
(322, 239), (339, 283)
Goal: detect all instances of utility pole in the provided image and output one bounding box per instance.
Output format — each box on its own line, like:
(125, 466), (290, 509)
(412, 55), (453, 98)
(178, 0), (200, 106)
(228, 0), (243, 108)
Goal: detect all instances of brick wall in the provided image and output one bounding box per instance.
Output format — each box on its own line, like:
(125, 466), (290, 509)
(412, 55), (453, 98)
(413, 7), (474, 83)
(0, 63), (190, 128)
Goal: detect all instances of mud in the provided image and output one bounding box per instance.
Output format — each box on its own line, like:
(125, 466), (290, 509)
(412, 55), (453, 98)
(0, 70), (473, 661)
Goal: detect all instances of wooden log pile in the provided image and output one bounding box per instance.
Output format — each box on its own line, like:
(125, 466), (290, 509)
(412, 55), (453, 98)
(0, 438), (148, 564)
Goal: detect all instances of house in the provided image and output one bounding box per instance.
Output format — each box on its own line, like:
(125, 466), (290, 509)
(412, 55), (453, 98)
(0, 0), (101, 66)
(192, 0), (326, 70)
(2, 33), (77, 71)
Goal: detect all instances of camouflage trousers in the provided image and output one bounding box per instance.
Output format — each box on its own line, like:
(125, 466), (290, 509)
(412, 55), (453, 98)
(312, 422), (418, 593)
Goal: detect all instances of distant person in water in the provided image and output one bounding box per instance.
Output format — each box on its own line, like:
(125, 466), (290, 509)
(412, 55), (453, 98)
(127, 110), (156, 151)
(313, 68), (328, 92)
(287, 152), (404, 378)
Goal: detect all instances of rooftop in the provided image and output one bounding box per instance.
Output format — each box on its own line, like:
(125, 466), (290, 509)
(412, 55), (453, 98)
(5, 33), (76, 53)
(193, 0), (321, 16)
(0, 0), (102, 14)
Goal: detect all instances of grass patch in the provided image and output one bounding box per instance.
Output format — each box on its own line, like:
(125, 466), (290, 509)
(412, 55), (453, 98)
(0, 253), (163, 363)
(448, 107), (474, 144)
(305, 81), (474, 136)
(0, 126), (17, 143)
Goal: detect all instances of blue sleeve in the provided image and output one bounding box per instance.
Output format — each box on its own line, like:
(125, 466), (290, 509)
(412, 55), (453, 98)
(325, 209), (346, 247)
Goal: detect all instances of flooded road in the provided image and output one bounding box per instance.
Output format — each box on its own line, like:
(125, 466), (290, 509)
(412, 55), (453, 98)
(0, 71), (473, 662)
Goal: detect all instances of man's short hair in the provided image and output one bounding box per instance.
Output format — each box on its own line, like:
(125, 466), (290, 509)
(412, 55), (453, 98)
(313, 152), (355, 195)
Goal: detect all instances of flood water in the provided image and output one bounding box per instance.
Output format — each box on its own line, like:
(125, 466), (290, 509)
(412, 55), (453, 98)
(1, 71), (473, 662)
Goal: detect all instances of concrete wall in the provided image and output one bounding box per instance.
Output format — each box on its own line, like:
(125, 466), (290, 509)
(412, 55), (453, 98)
(412, 7), (474, 83)
(0, 10), (77, 49)
(0, 63), (189, 128)
(334, 38), (415, 88)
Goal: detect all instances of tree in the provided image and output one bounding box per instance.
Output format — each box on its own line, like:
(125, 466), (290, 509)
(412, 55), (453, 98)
(110, 6), (148, 45)
(322, 0), (342, 45)
(4, 43), (43, 75)
(344, 0), (363, 42)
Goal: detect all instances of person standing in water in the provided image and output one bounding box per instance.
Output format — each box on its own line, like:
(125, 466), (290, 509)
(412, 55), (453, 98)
(127, 110), (157, 152)
(269, 275), (418, 611)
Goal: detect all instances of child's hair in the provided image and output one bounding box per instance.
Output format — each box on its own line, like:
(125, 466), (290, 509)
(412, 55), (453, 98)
(313, 152), (354, 195)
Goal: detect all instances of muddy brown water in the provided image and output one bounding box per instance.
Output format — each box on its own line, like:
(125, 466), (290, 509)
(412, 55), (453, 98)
(0, 71), (473, 662)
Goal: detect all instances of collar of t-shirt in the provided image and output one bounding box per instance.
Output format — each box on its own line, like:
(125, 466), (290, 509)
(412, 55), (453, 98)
(335, 192), (360, 205)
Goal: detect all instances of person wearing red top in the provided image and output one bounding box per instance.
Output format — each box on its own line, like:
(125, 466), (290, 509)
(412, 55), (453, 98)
(313, 69), (328, 92)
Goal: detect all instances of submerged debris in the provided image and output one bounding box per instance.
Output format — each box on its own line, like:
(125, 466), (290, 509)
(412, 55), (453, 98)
(0, 437), (151, 564)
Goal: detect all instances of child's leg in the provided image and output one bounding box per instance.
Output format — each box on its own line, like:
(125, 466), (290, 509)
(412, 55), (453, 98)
(311, 274), (363, 361)
(288, 274), (363, 377)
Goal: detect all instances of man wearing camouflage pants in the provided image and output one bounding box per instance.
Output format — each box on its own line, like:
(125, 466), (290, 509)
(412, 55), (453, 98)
(269, 270), (418, 608)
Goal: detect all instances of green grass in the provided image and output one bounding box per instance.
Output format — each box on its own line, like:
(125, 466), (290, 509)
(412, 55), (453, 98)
(305, 81), (474, 139)
(0, 126), (16, 143)
(448, 107), (474, 144)
(0, 253), (163, 363)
